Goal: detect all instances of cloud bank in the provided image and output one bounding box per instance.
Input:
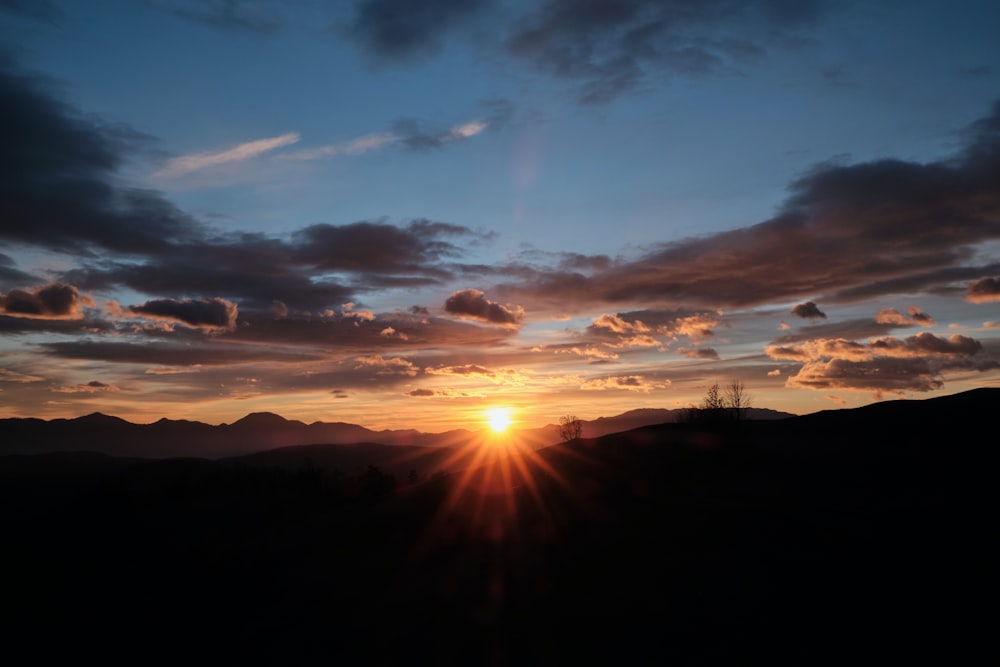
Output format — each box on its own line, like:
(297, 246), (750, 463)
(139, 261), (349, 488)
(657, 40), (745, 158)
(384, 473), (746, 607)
(493, 101), (1000, 312)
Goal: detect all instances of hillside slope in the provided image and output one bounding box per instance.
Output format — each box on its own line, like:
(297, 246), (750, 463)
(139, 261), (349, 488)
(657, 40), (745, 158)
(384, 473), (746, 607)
(1, 388), (993, 664)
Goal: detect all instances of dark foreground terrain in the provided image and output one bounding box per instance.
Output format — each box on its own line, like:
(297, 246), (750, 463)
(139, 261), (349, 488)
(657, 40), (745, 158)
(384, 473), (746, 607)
(1, 389), (995, 665)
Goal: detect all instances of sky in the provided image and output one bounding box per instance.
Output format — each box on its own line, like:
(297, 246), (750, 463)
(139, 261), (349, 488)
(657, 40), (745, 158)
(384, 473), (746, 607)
(1, 0), (999, 431)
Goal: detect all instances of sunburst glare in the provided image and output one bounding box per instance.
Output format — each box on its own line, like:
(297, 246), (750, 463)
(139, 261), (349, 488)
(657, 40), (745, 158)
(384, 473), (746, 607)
(485, 406), (513, 433)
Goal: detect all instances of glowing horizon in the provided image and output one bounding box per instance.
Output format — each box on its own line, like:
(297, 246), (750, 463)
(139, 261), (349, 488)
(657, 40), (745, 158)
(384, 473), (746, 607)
(0, 2), (998, 431)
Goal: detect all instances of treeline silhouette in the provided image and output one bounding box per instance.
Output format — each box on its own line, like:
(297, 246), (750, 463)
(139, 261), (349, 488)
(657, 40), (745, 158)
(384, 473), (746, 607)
(2, 388), (994, 665)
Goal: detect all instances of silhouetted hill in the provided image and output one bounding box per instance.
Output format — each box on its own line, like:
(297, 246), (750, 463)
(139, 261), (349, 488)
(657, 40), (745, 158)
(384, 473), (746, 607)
(75, 411), (132, 426)
(1, 388), (993, 664)
(0, 403), (791, 458)
(0, 411), (478, 458)
(228, 440), (480, 479)
(578, 405), (790, 436)
(230, 411), (303, 429)
(789, 385), (997, 432)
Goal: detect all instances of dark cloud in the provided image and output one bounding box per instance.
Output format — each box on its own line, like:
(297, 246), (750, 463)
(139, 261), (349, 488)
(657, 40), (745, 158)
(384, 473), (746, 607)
(225, 311), (519, 350)
(962, 99), (1000, 170)
(792, 301), (826, 319)
(825, 264), (1000, 302)
(350, 0), (491, 60)
(155, 0), (284, 34)
(62, 219), (490, 313)
(445, 289), (524, 326)
(345, 0), (833, 104)
(677, 347), (720, 360)
(293, 219), (471, 272)
(967, 276), (1000, 303)
(64, 239), (354, 313)
(270, 300), (289, 318)
(770, 311), (935, 346)
(41, 340), (324, 367)
(0, 282), (92, 319)
(494, 100), (1000, 310)
(0, 52), (496, 313)
(504, 0), (830, 104)
(127, 297), (239, 331)
(0, 312), (116, 335)
(3, 57), (462, 315)
(0, 56), (203, 255)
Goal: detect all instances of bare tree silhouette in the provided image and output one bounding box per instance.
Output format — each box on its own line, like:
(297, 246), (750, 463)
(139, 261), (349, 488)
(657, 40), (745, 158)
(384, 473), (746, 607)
(559, 415), (583, 441)
(725, 380), (751, 422)
(686, 380), (752, 423)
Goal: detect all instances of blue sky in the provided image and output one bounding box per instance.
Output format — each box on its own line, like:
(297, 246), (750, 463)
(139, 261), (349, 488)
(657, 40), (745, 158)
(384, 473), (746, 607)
(1, 0), (999, 430)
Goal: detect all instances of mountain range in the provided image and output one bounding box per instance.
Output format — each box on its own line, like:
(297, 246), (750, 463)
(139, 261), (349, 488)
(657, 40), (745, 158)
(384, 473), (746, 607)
(0, 405), (793, 459)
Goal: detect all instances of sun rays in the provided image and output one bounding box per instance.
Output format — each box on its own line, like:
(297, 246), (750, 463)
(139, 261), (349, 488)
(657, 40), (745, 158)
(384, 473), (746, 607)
(484, 406), (513, 433)
(405, 424), (584, 555)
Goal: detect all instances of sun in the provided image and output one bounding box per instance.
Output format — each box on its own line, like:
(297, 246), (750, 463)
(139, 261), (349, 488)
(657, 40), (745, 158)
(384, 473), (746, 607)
(485, 407), (513, 433)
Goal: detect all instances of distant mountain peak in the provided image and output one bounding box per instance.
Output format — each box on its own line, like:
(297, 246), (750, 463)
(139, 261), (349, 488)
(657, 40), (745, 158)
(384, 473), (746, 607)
(230, 412), (290, 427)
(593, 408), (674, 420)
(74, 412), (130, 426)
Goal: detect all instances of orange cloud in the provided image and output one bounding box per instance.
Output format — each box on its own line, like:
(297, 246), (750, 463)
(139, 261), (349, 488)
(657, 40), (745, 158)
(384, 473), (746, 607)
(53, 380), (120, 394)
(581, 375), (670, 392)
(354, 355), (419, 376)
(592, 313), (650, 334)
(0, 368), (45, 383)
(967, 277), (1000, 303)
(874, 306), (935, 327)
(0, 283), (93, 320)
(426, 364), (530, 386)
(766, 332), (995, 393)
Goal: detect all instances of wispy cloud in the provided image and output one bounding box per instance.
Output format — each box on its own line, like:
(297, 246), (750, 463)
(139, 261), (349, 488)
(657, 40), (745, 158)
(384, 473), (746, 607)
(395, 118), (490, 151)
(154, 132), (300, 178)
(160, 117), (490, 173)
(281, 133), (396, 160)
(0, 368), (44, 383)
(449, 121), (487, 139)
